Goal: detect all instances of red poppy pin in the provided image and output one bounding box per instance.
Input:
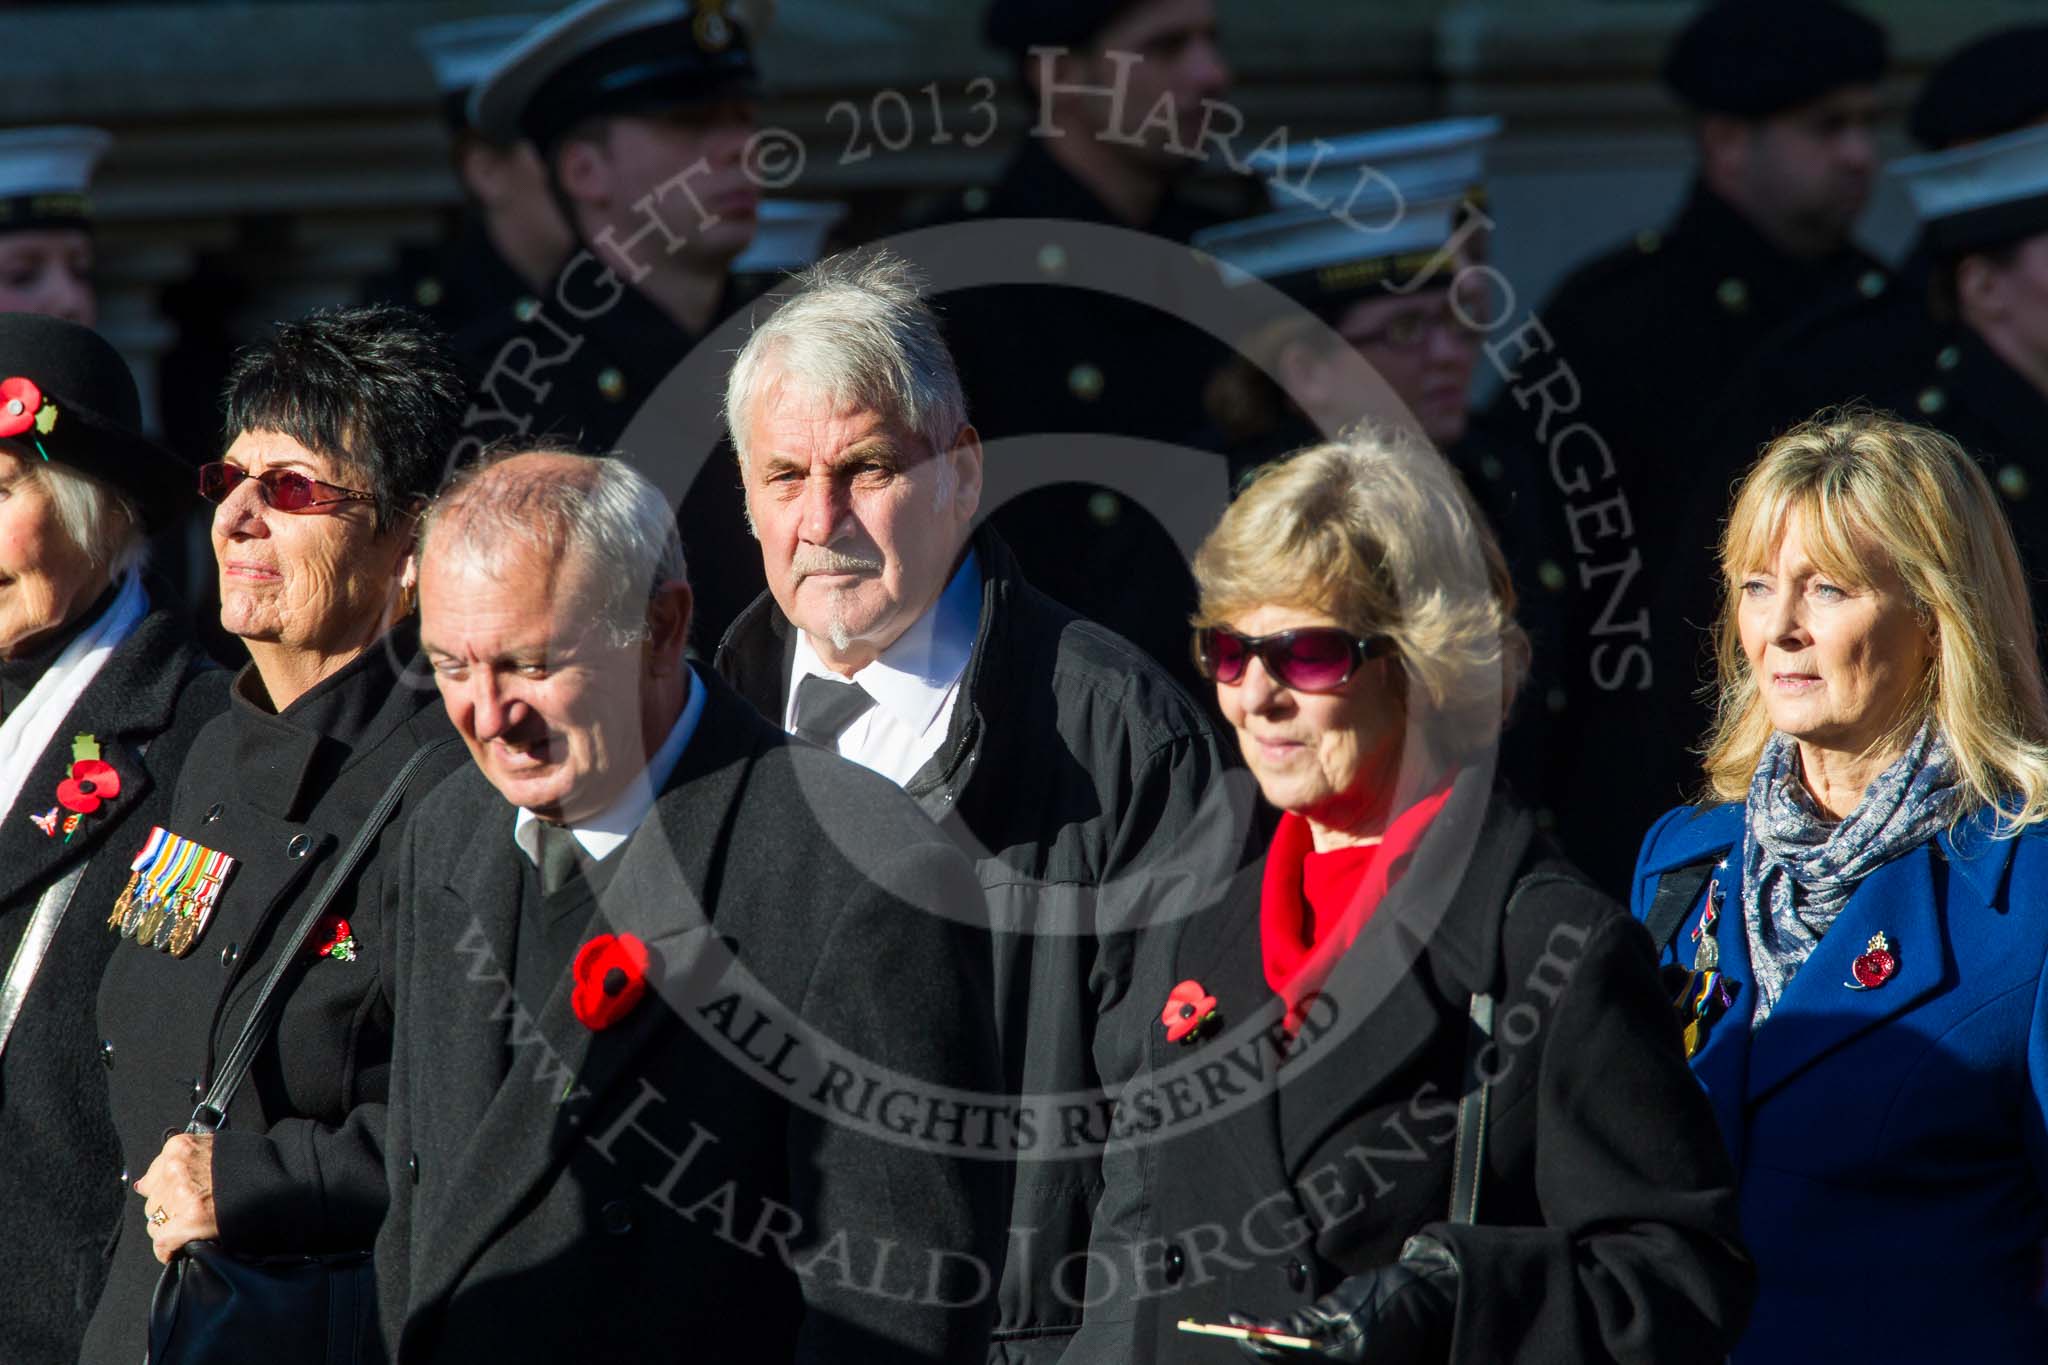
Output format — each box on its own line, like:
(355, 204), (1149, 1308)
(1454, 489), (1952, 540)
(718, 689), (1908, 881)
(1846, 932), (1898, 990)
(1161, 978), (1219, 1045)
(318, 919), (358, 962)
(0, 376), (58, 459)
(572, 932), (651, 1031)
(36, 735), (118, 840)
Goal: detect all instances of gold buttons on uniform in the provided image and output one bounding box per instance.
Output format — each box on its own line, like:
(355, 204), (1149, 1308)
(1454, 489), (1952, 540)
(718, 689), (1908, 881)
(1857, 270), (1887, 299)
(1537, 559), (1567, 592)
(514, 295), (541, 323)
(1087, 491), (1122, 525)
(1038, 244), (1068, 277)
(1716, 278), (1749, 313)
(1936, 344), (1960, 372)
(1999, 464), (2030, 501)
(1916, 386), (1946, 416)
(597, 367), (627, 402)
(414, 277), (444, 309)
(1068, 363), (1105, 401)
(1635, 230), (1662, 255)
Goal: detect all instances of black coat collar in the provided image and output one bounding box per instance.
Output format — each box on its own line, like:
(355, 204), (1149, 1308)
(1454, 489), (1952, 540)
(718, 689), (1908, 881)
(228, 619), (428, 821)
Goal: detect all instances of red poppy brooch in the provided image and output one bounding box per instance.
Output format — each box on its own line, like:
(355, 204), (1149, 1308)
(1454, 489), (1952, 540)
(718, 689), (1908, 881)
(572, 932), (651, 1031)
(31, 735), (118, 841)
(318, 919), (359, 962)
(1845, 932), (1898, 991)
(1161, 978), (1219, 1045)
(0, 376), (59, 459)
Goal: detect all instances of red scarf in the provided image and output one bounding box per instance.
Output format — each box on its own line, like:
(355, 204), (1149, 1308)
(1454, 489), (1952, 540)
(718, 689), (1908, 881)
(1260, 781), (1456, 1032)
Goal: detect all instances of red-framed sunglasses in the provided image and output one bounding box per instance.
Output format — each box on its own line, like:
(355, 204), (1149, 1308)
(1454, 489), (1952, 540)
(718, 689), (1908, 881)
(197, 462), (377, 515)
(1192, 626), (1393, 693)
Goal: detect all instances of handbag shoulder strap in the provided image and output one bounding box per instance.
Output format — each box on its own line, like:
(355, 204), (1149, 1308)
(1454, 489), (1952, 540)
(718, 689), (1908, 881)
(187, 737), (459, 1134)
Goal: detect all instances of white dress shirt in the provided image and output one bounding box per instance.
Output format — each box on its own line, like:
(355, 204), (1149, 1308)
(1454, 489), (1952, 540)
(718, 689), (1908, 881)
(512, 662), (707, 867)
(784, 550), (980, 788)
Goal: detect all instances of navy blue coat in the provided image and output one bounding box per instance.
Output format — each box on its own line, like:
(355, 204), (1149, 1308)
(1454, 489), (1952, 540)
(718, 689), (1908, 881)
(1633, 801), (2048, 1362)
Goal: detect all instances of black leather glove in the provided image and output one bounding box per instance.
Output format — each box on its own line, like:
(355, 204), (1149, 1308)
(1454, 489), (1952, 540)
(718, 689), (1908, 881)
(1230, 1235), (1460, 1363)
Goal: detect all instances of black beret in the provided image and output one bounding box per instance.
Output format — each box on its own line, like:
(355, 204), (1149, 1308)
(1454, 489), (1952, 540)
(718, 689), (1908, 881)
(1909, 26), (2048, 150)
(984, 0), (1141, 58)
(1663, 0), (1887, 118)
(0, 314), (191, 531)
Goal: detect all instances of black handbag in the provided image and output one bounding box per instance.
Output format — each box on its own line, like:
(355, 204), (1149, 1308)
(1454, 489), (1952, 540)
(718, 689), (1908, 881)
(146, 739), (456, 1365)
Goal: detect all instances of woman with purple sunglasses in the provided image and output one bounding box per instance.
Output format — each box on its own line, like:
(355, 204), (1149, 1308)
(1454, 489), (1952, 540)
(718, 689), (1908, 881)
(1079, 427), (1752, 1365)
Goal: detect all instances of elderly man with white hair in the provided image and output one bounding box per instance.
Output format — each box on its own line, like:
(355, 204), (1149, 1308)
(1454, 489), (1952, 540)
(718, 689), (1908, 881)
(379, 447), (1006, 1364)
(714, 249), (1237, 1364)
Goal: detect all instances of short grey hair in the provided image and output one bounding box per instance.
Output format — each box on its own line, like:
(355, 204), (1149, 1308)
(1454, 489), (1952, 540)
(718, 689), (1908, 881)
(36, 461), (146, 577)
(420, 449), (685, 647)
(724, 249), (968, 471)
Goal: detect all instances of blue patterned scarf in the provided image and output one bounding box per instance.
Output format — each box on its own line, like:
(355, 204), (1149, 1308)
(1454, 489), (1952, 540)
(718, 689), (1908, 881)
(1740, 723), (1958, 1026)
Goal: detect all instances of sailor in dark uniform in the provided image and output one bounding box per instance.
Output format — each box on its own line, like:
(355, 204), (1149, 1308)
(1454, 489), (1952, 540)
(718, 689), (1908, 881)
(1195, 117), (1570, 812)
(1481, 0), (1890, 893)
(458, 0), (778, 650)
(0, 126), (106, 325)
(359, 15), (573, 341)
(1487, 0), (1889, 578)
(909, 0), (1238, 696)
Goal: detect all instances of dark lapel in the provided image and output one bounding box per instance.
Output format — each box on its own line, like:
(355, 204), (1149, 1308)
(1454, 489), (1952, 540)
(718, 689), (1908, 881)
(0, 610), (200, 908)
(409, 675), (766, 1315)
(1277, 773), (1515, 1173)
(1745, 841), (1947, 1104)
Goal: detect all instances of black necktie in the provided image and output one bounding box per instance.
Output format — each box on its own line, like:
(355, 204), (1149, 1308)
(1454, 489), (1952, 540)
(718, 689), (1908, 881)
(533, 821), (581, 896)
(791, 674), (877, 750)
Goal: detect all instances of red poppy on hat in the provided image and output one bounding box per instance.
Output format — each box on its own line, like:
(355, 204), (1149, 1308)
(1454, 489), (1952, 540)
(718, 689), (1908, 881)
(0, 377), (47, 438)
(572, 932), (651, 1031)
(57, 757), (120, 814)
(1160, 978), (1218, 1045)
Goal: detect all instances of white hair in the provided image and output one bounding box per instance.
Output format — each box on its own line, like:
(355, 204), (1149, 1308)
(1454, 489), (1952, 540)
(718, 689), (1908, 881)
(724, 249), (968, 474)
(421, 450), (685, 648)
(35, 460), (147, 576)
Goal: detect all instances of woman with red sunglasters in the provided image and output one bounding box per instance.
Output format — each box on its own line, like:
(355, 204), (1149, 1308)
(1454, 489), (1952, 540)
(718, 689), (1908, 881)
(81, 307), (470, 1365)
(1077, 428), (1752, 1365)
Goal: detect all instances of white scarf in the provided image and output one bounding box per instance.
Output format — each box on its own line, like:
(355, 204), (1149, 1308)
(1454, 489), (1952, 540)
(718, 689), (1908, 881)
(0, 571), (149, 824)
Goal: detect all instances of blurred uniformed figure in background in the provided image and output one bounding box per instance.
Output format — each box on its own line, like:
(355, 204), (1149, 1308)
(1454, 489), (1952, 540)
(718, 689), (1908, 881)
(0, 126), (107, 325)
(915, 0), (1238, 698)
(1195, 117), (1570, 811)
(460, 0), (774, 650)
(1488, 0), (1888, 581)
(1483, 0), (1890, 893)
(359, 15), (573, 341)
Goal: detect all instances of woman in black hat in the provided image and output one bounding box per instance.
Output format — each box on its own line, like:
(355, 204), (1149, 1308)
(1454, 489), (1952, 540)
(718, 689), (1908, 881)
(0, 312), (227, 1365)
(79, 305), (468, 1365)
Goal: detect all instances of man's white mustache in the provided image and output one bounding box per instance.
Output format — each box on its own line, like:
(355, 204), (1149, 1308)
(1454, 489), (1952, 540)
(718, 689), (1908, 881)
(792, 547), (884, 579)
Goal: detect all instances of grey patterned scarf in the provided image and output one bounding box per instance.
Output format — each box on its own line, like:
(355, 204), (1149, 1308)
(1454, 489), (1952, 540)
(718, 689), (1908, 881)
(1740, 723), (1958, 1026)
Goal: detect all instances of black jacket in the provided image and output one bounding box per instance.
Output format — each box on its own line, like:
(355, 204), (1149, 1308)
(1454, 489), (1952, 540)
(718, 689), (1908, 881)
(911, 139), (1240, 697)
(0, 606), (224, 1365)
(376, 670), (1007, 1363)
(81, 624), (462, 1365)
(717, 528), (1242, 1364)
(452, 253), (769, 652)
(1066, 776), (1754, 1364)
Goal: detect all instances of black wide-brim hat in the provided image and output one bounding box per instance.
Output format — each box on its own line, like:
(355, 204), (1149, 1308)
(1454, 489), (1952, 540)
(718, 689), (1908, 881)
(0, 312), (192, 532)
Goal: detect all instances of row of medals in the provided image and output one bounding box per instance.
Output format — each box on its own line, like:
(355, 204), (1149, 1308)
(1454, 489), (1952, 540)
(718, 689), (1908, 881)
(107, 874), (207, 957)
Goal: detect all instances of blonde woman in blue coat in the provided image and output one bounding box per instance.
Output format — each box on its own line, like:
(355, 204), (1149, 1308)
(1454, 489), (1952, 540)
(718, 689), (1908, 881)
(1632, 409), (2048, 1362)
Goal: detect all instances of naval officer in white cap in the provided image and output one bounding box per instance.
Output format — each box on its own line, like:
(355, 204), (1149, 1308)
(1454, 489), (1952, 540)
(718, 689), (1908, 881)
(456, 0), (772, 651)
(360, 15), (573, 339)
(0, 126), (111, 325)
